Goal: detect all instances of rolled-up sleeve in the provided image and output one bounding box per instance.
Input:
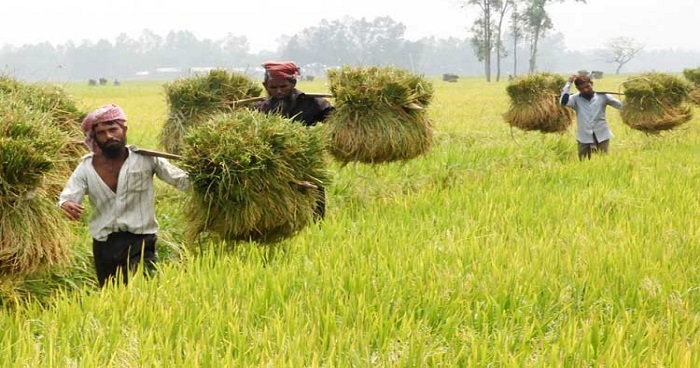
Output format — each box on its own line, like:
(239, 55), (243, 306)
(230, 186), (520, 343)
(58, 163), (88, 207)
(154, 157), (190, 191)
(561, 82), (574, 107)
(606, 95), (623, 110)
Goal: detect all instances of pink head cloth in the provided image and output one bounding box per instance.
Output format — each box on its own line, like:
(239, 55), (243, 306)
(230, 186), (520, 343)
(81, 104), (127, 153)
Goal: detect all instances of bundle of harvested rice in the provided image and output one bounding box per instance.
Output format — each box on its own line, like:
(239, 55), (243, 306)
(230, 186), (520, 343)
(683, 67), (700, 86)
(180, 110), (330, 244)
(0, 96), (74, 276)
(161, 69), (262, 154)
(325, 65), (434, 164)
(689, 89), (700, 106)
(0, 76), (87, 165)
(503, 73), (574, 133)
(620, 72), (693, 133)
(682, 67), (700, 106)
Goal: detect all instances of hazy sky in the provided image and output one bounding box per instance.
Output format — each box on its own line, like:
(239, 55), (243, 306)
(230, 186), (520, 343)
(1, 0), (697, 53)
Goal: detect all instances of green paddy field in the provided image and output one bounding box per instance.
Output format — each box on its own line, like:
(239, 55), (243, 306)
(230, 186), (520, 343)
(2, 75), (700, 367)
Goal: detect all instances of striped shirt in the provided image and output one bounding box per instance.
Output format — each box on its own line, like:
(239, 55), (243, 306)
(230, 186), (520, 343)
(561, 82), (623, 144)
(58, 145), (190, 241)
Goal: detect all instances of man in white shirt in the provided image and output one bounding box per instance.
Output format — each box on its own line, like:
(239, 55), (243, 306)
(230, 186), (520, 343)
(59, 104), (189, 287)
(560, 74), (623, 160)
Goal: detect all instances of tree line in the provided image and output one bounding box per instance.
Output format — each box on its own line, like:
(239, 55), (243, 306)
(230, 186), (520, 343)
(0, 14), (697, 82)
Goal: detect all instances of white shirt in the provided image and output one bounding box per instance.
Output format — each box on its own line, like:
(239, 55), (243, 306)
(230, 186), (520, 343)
(58, 145), (190, 241)
(561, 82), (623, 144)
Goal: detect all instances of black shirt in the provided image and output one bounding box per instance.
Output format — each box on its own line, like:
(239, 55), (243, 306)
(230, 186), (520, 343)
(254, 88), (333, 126)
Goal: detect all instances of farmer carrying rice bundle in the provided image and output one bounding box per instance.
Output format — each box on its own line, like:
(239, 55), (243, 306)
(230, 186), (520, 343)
(253, 61), (332, 220)
(560, 74), (623, 160)
(620, 72), (693, 133)
(59, 104), (190, 287)
(160, 69), (262, 154)
(253, 61), (333, 126)
(254, 61), (333, 220)
(504, 72), (574, 134)
(180, 109), (330, 244)
(325, 65), (434, 165)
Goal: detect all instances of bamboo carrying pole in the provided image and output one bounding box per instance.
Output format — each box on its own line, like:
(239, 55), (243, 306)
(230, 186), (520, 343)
(68, 143), (318, 189)
(232, 93), (333, 107)
(232, 94), (424, 110)
(132, 147), (318, 189)
(132, 147), (183, 160)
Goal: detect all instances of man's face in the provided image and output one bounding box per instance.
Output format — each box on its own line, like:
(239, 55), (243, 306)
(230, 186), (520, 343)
(576, 82), (595, 99)
(263, 78), (295, 99)
(94, 120), (127, 157)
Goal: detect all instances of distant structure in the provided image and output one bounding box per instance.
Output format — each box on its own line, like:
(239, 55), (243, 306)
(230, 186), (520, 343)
(442, 73), (459, 83)
(301, 63), (328, 80)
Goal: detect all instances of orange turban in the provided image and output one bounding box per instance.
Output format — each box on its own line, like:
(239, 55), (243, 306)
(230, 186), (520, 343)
(262, 61), (300, 80)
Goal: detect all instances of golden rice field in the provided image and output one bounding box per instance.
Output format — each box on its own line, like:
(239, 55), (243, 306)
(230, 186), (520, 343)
(2, 74), (700, 367)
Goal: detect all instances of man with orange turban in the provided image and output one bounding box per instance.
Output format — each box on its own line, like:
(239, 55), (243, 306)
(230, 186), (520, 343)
(254, 60), (333, 126)
(254, 61), (333, 219)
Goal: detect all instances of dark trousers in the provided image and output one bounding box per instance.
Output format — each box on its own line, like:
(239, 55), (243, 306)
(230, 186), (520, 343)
(577, 137), (609, 160)
(92, 232), (158, 287)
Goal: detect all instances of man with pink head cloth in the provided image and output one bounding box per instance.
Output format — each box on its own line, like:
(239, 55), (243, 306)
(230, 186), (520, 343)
(81, 103), (128, 154)
(59, 104), (190, 287)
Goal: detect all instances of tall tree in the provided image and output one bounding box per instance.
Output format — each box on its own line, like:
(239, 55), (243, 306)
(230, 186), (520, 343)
(509, 6), (524, 77)
(493, 0), (512, 81)
(468, 0), (495, 81)
(521, 0), (586, 73)
(468, 0), (513, 82)
(603, 36), (644, 74)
